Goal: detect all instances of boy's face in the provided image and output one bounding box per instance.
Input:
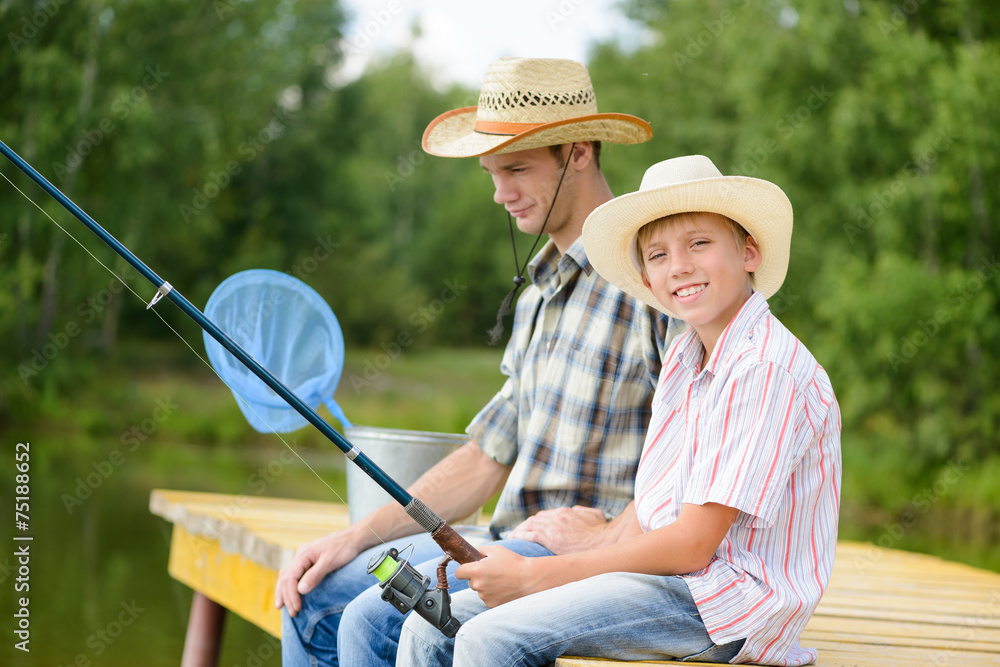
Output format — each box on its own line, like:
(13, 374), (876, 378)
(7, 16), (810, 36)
(479, 146), (575, 242)
(640, 212), (762, 353)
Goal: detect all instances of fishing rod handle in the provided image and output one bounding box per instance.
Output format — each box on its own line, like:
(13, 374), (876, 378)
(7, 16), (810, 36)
(432, 523), (484, 564)
(404, 497), (484, 563)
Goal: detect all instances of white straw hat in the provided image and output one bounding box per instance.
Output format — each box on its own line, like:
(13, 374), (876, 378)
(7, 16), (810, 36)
(582, 155), (793, 318)
(422, 57), (652, 158)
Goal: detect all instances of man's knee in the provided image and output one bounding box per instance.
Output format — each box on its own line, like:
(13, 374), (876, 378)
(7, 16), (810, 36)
(341, 584), (398, 635)
(282, 605), (309, 639)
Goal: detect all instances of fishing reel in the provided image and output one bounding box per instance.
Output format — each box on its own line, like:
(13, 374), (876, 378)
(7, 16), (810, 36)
(367, 547), (461, 638)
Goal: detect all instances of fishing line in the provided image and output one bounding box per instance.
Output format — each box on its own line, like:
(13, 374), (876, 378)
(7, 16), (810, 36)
(0, 136), (483, 604)
(0, 166), (388, 547)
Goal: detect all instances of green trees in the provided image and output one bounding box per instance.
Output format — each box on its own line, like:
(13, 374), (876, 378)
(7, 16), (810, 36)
(2, 0), (997, 513)
(592, 0), (999, 509)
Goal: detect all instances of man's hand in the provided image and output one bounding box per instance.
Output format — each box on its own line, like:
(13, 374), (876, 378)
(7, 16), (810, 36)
(274, 532), (360, 617)
(508, 505), (613, 554)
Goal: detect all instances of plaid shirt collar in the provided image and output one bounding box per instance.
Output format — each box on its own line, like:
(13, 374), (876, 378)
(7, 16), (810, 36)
(527, 238), (594, 300)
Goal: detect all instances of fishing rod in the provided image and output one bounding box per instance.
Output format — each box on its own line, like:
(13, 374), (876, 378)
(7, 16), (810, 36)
(0, 138), (480, 635)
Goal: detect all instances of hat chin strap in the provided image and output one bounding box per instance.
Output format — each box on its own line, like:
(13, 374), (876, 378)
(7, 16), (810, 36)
(486, 144), (575, 345)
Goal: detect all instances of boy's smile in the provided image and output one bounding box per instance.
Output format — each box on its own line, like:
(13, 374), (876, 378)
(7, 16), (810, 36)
(640, 212), (762, 362)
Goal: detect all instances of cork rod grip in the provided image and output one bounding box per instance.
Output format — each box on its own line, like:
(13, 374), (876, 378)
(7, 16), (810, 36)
(431, 522), (484, 563)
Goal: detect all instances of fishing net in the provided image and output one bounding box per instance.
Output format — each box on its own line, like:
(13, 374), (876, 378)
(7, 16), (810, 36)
(202, 269), (351, 433)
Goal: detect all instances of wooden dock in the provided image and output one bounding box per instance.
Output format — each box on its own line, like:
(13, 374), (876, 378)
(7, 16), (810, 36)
(150, 489), (1000, 666)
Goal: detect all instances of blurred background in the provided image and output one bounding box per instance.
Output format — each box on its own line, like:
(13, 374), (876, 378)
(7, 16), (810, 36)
(1, 0), (998, 665)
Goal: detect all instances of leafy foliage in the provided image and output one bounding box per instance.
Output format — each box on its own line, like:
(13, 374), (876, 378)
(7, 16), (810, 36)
(592, 0), (1000, 510)
(2, 0), (998, 513)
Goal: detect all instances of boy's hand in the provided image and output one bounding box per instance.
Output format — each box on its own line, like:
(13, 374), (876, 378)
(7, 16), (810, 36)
(509, 505), (612, 554)
(456, 544), (545, 608)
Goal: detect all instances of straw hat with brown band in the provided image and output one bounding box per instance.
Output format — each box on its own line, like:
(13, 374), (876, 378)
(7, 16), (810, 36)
(583, 155), (793, 319)
(422, 57), (652, 158)
(423, 57), (653, 343)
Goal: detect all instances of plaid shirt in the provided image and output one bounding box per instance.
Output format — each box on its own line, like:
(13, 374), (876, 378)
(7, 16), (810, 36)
(468, 237), (681, 537)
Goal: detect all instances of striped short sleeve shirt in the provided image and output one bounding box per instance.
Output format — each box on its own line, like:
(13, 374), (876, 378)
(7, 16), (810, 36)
(469, 238), (681, 538)
(635, 291), (842, 666)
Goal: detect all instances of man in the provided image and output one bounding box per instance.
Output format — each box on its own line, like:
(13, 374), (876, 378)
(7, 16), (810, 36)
(276, 57), (680, 667)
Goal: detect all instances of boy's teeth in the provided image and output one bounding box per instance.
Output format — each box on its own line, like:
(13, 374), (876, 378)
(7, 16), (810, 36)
(676, 284), (705, 297)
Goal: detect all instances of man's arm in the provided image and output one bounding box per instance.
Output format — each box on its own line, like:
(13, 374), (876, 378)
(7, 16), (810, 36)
(508, 501), (641, 554)
(275, 440), (510, 616)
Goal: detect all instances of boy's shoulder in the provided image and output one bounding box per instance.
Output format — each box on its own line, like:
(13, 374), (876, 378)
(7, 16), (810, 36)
(731, 308), (833, 398)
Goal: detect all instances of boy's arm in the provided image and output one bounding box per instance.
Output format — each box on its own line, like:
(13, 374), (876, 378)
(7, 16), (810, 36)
(459, 501), (737, 608)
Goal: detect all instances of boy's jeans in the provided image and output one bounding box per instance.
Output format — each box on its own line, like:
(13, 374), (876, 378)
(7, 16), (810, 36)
(397, 571), (745, 667)
(280, 530), (545, 667)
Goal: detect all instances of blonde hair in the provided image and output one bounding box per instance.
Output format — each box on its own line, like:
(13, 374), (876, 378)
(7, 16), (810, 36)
(635, 211), (756, 285)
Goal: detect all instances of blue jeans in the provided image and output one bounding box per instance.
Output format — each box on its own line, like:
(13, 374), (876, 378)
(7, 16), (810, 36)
(397, 571), (745, 667)
(280, 528), (541, 667)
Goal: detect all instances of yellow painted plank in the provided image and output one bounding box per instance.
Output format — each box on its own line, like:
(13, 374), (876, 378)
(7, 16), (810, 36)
(817, 593), (1000, 619)
(804, 615), (1000, 644)
(152, 489), (351, 569)
(824, 577), (997, 599)
(167, 523), (283, 638)
(814, 602), (1000, 629)
(806, 639), (1000, 665)
(802, 627), (1000, 653)
(557, 643), (1000, 667)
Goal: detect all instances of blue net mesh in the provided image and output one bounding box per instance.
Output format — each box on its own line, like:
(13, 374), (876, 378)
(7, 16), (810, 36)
(202, 269), (351, 433)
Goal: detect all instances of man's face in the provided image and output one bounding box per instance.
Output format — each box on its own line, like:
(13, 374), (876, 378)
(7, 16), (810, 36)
(479, 146), (571, 238)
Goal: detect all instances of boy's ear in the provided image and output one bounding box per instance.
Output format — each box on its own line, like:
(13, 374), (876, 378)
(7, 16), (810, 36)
(641, 269), (652, 290)
(744, 236), (763, 273)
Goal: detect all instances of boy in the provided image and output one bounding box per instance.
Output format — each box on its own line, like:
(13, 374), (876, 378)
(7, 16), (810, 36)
(396, 155), (842, 666)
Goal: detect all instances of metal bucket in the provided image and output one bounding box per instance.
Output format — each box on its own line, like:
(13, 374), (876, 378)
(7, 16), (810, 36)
(344, 425), (476, 524)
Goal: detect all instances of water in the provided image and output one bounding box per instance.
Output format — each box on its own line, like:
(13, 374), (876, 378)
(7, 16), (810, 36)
(0, 442), (346, 667)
